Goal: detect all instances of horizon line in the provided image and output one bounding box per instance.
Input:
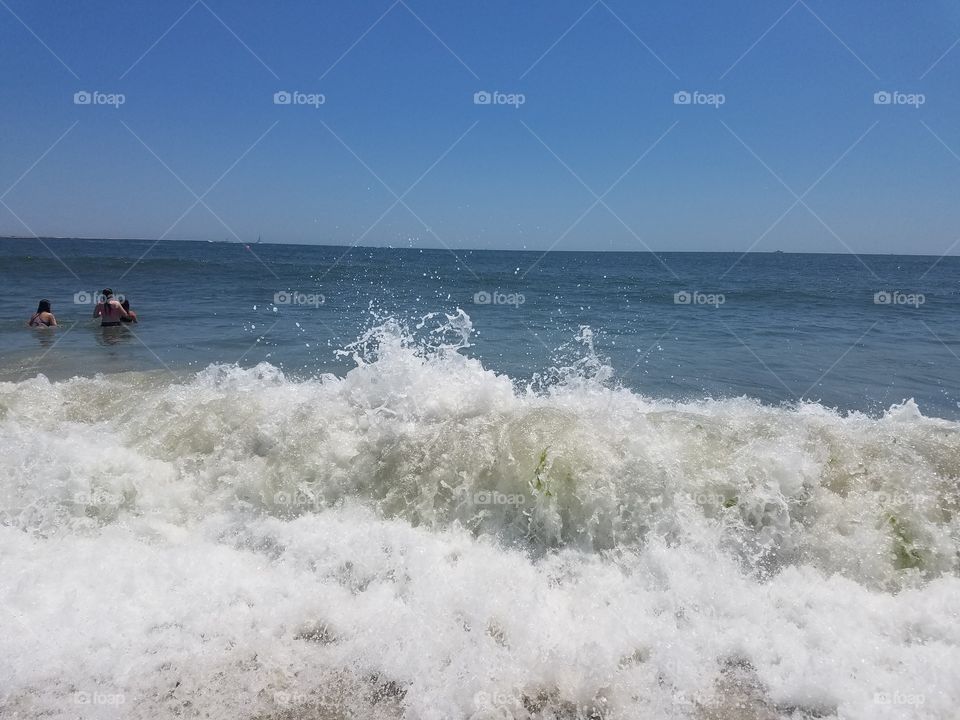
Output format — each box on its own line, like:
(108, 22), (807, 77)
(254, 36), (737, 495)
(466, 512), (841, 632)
(0, 235), (955, 259)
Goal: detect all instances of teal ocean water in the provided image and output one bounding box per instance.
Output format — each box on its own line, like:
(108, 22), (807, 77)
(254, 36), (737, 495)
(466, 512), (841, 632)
(2, 238), (958, 418)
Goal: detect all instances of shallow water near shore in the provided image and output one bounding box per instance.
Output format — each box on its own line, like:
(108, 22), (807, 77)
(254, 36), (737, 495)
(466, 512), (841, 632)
(2, 238), (959, 419)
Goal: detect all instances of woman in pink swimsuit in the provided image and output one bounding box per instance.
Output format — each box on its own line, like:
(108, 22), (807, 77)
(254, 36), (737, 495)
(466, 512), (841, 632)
(93, 289), (130, 327)
(28, 299), (57, 327)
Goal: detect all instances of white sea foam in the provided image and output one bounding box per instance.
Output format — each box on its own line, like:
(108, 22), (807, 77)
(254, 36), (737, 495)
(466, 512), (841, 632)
(1, 313), (958, 719)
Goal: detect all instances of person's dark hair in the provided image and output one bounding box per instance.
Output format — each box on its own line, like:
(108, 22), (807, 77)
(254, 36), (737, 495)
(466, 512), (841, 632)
(101, 288), (113, 305)
(36, 299), (51, 314)
(121, 299), (130, 311)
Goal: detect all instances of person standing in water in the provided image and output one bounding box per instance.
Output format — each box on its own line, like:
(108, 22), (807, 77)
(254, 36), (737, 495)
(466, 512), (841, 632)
(28, 299), (57, 327)
(93, 289), (130, 326)
(120, 298), (138, 323)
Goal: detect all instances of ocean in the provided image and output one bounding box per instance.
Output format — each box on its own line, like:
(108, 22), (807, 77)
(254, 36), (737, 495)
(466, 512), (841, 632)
(1, 238), (958, 719)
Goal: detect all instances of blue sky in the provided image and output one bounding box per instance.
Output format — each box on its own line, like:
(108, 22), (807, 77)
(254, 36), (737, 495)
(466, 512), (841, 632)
(1, 0), (959, 254)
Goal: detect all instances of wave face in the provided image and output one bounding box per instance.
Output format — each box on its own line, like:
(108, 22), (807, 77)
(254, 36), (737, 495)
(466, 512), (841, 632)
(1, 313), (959, 719)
